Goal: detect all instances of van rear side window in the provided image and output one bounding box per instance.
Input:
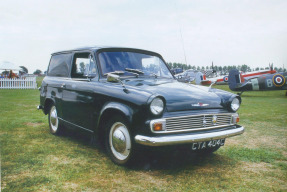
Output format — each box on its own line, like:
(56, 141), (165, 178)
(48, 54), (72, 77)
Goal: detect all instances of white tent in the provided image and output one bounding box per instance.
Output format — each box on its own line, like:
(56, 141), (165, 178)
(0, 61), (21, 71)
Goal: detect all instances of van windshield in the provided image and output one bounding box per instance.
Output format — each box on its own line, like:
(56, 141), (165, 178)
(98, 51), (173, 78)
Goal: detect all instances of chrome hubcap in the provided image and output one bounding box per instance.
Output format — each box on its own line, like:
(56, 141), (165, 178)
(109, 122), (131, 160)
(50, 106), (58, 132)
(112, 129), (126, 153)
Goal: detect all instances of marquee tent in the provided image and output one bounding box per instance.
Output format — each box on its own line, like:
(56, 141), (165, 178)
(0, 61), (21, 71)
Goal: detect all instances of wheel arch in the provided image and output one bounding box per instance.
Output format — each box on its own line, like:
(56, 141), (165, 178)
(44, 98), (55, 115)
(96, 102), (134, 144)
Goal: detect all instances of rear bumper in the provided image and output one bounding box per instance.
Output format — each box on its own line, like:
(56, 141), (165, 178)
(135, 125), (244, 147)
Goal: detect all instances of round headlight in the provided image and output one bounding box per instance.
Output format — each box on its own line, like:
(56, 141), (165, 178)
(150, 97), (164, 115)
(231, 97), (240, 112)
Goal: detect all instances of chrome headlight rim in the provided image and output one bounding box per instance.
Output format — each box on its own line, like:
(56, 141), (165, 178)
(230, 97), (241, 112)
(150, 97), (165, 116)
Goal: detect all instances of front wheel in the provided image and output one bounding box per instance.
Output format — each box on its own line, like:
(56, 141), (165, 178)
(105, 116), (135, 165)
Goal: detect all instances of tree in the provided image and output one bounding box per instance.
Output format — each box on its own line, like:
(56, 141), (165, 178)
(166, 62), (172, 68)
(19, 66), (28, 74)
(2, 70), (9, 76)
(223, 66), (227, 74)
(218, 66), (223, 73)
(33, 69), (42, 75)
(80, 62), (85, 73)
(240, 64), (248, 72)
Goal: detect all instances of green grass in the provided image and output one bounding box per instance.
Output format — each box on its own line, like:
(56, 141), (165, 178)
(1, 80), (287, 191)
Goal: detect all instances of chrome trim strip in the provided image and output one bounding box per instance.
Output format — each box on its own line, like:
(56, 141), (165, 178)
(163, 124), (235, 133)
(58, 118), (94, 133)
(135, 126), (244, 146)
(163, 113), (234, 120)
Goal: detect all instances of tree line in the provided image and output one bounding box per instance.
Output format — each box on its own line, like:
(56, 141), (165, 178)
(7, 63), (286, 76)
(166, 62), (287, 74)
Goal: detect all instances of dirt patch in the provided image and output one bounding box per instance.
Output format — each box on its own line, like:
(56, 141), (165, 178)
(226, 128), (285, 150)
(25, 122), (45, 127)
(4, 171), (33, 183)
(63, 182), (79, 191)
(240, 162), (273, 173)
(48, 155), (87, 166)
(135, 172), (169, 186)
(247, 129), (285, 149)
(237, 161), (287, 190)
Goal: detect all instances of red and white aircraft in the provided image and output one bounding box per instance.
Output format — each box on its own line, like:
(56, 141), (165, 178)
(208, 65), (277, 85)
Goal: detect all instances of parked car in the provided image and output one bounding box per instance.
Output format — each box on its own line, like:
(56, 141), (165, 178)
(38, 46), (244, 165)
(170, 68), (183, 75)
(175, 69), (197, 83)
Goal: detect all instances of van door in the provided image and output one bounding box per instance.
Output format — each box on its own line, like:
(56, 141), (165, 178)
(61, 52), (98, 131)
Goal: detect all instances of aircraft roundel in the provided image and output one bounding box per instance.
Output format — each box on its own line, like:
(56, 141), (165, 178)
(223, 76), (228, 82)
(272, 74), (286, 87)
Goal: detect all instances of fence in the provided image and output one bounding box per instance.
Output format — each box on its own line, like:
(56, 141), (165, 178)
(0, 77), (37, 89)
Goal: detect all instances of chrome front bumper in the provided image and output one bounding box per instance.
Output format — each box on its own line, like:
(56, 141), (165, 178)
(135, 126), (244, 147)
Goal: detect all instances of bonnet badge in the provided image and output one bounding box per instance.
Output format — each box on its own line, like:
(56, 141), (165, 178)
(212, 115), (217, 125)
(191, 103), (209, 107)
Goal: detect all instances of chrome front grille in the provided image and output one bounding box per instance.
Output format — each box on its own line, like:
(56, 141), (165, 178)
(165, 114), (232, 132)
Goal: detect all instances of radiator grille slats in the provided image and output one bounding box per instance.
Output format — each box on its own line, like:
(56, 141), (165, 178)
(165, 114), (232, 132)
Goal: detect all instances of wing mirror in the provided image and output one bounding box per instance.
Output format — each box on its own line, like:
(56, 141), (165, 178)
(107, 73), (120, 82)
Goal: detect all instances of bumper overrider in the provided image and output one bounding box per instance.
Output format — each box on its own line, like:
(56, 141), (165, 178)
(135, 125), (244, 147)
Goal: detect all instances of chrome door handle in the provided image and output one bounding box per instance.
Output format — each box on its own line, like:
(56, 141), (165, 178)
(61, 83), (66, 88)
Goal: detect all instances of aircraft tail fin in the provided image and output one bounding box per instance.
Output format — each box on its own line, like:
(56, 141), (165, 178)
(228, 69), (245, 91)
(211, 61), (216, 73)
(195, 72), (212, 85)
(195, 72), (204, 85)
(269, 63), (274, 71)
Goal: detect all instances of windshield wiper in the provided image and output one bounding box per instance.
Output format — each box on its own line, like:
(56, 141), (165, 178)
(104, 71), (125, 76)
(125, 68), (144, 75)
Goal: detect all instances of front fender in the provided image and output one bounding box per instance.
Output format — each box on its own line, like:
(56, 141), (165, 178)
(99, 102), (134, 124)
(95, 102), (135, 139)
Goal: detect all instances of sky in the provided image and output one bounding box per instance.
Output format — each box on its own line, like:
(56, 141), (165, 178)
(0, 0), (286, 73)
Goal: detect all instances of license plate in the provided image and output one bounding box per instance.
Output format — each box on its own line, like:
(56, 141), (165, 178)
(191, 139), (225, 150)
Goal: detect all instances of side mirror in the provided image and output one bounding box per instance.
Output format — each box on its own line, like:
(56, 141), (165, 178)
(107, 73), (120, 82)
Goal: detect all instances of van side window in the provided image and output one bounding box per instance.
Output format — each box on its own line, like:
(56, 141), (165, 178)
(71, 52), (97, 78)
(48, 53), (72, 77)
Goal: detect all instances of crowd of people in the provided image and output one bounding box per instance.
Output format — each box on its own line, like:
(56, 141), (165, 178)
(0, 70), (19, 78)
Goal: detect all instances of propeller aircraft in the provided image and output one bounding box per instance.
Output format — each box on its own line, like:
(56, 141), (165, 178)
(228, 69), (287, 95)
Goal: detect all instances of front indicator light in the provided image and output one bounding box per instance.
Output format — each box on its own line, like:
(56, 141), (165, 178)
(232, 114), (239, 124)
(153, 123), (163, 131)
(236, 117), (240, 123)
(150, 119), (166, 132)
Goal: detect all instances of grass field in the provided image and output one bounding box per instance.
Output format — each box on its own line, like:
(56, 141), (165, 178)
(1, 78), (286, 191)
